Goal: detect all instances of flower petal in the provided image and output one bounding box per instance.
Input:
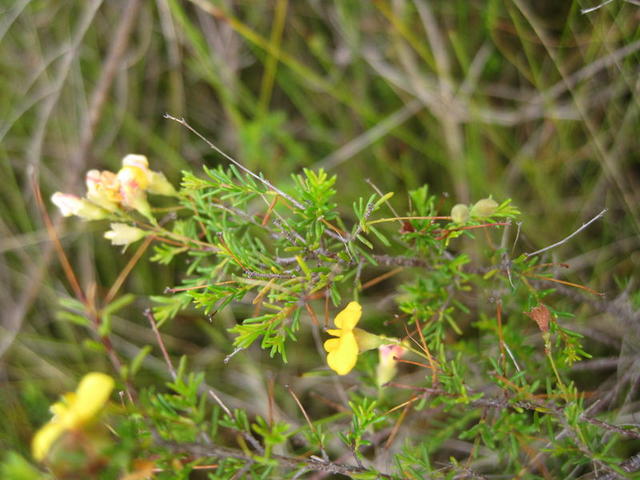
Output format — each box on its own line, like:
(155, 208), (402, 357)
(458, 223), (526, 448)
(333, 301), (361, 330)
(72, 373), (115, 426)
(117, 167), (152, 219)
(120, 154), (151, 190)
(104, 223), (147, 246)
(122, 154), (149, 171)
(31, 372), (115, 462)
(51, 192), (82, 217)
(51, 193), (108, 220)
(31, 421), (65, 462)
(323, 338), (341, 353)
(326, 332), (358, 375)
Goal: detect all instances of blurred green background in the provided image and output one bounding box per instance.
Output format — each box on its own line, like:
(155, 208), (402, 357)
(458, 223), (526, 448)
(1, 0), (639, 462)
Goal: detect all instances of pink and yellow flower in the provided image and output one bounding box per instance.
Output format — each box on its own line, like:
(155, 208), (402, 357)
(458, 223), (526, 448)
(376, 344), (406, 387)
(116, 154), (178, 218)
(118, 154), (177, 196)
(119, 154), (151, 190)
(117, 166), (152, 219)
(86, 170), (122, 212)
(52, 154), (178, 222)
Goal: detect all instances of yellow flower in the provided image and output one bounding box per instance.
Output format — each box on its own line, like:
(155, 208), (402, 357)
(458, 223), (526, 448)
(104, 223), (147, 247)
(324, 302), (362, 375)
(51, 192), (108, 220)
(32, 372), (115, 462)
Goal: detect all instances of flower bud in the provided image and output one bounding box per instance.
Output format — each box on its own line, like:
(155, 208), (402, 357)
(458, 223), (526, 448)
(51, 193), (108, 220)
(450, 204), (469, 223)
(376, 344), (406, 387)
(471, 198), (498, 218)
(104, 223), (147, 247)
(86, 170), (121, 212)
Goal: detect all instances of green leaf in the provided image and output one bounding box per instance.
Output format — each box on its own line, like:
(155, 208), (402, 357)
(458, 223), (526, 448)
(130, 345), (152, 376)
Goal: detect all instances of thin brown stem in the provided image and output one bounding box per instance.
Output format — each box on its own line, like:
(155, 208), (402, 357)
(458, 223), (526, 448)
(144, 309), (176, 380)
(105, 236), (153, 305)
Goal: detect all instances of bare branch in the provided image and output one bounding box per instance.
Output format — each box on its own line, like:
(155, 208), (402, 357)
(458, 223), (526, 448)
(525, 209), (607, 258)
(596, 451), (640, 480)
(581, 0), (615, 14)
(207, 389), (265, 455)
(164, 114), (304, 210)
(156, 440), (391, 478)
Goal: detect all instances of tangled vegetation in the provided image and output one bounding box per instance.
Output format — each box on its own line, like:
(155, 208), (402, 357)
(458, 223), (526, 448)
(1, 1), (639, 479)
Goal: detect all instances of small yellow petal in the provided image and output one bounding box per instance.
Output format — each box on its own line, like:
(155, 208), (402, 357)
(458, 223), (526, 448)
(32, 421), (65, 461)
(324, 338), (341, 353)
(72, 373), (115, 425)
(50, 399), (68, 416)
(333, 301), (361, 330)
(326, 329), (342, 336)
(326, 332), (358, 375)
